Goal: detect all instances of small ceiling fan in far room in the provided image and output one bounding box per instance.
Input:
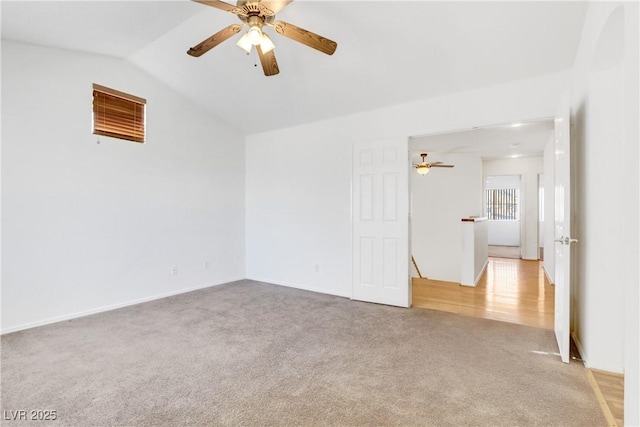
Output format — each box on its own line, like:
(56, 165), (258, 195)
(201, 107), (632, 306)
(412, 153), (455, 175)
(186, 0), (338, 76)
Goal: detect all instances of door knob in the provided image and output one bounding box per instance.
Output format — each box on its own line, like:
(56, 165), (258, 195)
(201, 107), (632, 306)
(555, 236), (579, 245)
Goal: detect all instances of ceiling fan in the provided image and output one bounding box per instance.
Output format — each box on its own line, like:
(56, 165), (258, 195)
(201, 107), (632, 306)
(413, 153), (455, 175)
(187, 0), (337, 76)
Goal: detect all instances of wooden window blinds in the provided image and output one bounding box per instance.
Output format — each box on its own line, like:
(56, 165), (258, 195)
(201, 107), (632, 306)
(92, 84), (146, 143)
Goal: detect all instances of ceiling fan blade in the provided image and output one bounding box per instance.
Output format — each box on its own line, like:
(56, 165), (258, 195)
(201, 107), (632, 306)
(192, 0), (242, 14)
(257, 45), (280, 76)
(429, 164), (455, 168)
(187, 24), (242, 57)
(273, 21), (337, 55)
(260, 0), (292, 14)
(429, 161), (443, 165)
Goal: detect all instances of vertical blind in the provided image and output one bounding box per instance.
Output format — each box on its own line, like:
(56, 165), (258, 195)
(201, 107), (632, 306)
(92, 84), (146, 143)
(486, 188), (519, 220)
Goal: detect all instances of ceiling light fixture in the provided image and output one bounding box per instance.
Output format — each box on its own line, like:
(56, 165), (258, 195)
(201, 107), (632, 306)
(247, 25), (262, 45)
(236, 30), (275, 54)
(259, 33), (275, 53)
(412, 153), (454, 174)
(237, 33), (253, 53)
(416, 164), (430, 175)
(236, 16), (275, 55)
(511, 122), (523, 127)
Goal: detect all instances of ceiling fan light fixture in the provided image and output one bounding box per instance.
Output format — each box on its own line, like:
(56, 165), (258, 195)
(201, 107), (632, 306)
(412, 153), (454, 173)
(259, 32), (275, 53)
(416, 164), (430, 175)
(236, 32), (253, 53)
(188, 0), (338, 76)
(247, 25), (263, 45)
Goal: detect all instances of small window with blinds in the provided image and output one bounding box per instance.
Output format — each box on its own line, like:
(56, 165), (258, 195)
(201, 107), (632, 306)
(486, 188), (519, 220)
(92, 84), (146, 143)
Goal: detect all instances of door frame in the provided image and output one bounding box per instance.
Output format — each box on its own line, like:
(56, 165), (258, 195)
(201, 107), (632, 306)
(404, 117), (564, 320)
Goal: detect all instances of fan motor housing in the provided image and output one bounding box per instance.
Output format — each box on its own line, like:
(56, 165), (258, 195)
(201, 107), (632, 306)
(236, 1), (276, 24)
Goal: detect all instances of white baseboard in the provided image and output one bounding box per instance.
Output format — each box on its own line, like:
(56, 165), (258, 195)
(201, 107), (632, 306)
(246, 276), (351, 299)
(475, 260), (489, 286)
(460, 259), (489, 287)
(542, 265), (554, 284)
(1, 277), (245, 335)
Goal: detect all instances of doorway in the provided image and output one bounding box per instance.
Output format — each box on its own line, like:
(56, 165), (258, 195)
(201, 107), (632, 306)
(485, 174), (522, 259)
(408, 120), (552, 328)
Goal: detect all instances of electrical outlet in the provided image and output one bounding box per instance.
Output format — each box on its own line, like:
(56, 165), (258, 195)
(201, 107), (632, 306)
(203, 261), (209, 270)
(170, 266), (178, 276)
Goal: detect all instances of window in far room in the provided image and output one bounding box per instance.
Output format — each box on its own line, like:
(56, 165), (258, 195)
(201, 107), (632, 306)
(485, 175), (521, 221)
(486, 188), (519, 220)
(92, 84), (146, 143)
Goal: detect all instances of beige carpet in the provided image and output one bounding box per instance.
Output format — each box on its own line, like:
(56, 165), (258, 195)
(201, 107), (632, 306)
(1, 280), (605, 426)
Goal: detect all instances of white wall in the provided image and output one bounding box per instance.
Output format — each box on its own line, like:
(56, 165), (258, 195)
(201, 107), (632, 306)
(623, 5), (640, 423)
(569, 2), (638, 423)
(1, 41), (246, 333)
(411, 153), (483, 283)
(483, 157), (544, 260)
(460, 219), (488, 286)
(486, 221), (520, 247)
(246, 72), (568, 298)
(245, 129), (352, 297)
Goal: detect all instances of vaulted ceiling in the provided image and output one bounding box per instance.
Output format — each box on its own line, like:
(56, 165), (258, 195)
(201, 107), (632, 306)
(2, 1), (587, 134)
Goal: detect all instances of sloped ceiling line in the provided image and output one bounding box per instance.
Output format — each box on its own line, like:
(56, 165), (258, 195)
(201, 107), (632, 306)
(1, 1), (588, 134)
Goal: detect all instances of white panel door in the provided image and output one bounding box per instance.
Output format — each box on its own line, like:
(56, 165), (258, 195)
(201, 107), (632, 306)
(352, 138), (410, 307)
(554, 95), (575, 364)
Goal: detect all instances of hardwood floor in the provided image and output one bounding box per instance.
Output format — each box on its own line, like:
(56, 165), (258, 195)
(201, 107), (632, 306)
(412, 257), (625, 424)
(587, 369), (625, 426)
(412, 257), (554, 329)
